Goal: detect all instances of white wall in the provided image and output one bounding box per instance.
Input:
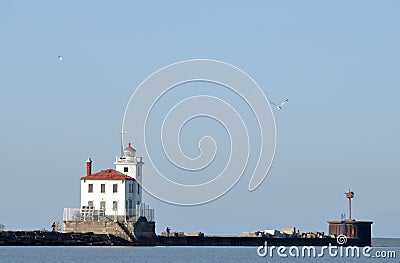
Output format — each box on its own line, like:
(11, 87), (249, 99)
(114, 156), (144, 206)
(80, 179), (136, 216)
(115, 156), (137, 179)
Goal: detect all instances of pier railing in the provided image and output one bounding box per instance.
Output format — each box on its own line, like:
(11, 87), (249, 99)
(136, 203), (155, 222)
(63, 203), (154, 222)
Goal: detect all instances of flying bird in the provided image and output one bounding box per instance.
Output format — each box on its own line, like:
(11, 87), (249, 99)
(270, 99), (289, 110)
(58, 55), (63, 61)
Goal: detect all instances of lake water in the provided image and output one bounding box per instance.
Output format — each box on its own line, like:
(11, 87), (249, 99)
(0, 242), (398, 263)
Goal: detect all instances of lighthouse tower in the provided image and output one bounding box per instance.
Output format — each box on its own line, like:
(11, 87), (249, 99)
(114, 143), (144, 206)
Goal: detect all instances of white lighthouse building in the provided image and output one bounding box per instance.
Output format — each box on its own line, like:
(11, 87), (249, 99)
(79, 143), (145, 220)
(63, 142), (156, 242)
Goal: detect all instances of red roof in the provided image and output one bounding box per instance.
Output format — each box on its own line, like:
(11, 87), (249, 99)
(124, 142), (136, 152)
(81, 169), (133, 181)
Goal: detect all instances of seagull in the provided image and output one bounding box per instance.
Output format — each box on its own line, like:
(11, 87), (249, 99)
(270, 99), (289, 110)
(58, 55), (63, 61)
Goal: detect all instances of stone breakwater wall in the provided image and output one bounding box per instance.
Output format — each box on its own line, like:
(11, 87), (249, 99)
(63, 218), (157, 245)
(0, 231), (131, 246)
(156, 236), (370, 247)
(0, 231), (370, 247)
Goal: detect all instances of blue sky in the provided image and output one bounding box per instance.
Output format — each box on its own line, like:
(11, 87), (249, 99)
(1, 1), (399, 237)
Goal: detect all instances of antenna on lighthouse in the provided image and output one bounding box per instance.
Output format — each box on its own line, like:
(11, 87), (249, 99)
(345, 189), (355, 220)
(119, 130), (127, 157)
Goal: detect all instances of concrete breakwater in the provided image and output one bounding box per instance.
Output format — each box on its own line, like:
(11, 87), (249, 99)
(0, 231), (131, 246)
(0, 231), (370, 247)
(157, 236), (369, 247)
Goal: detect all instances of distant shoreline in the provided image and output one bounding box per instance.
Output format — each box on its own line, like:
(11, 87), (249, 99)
(372, 238), (400, 247)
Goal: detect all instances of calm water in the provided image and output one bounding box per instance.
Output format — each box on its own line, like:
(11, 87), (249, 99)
(0, 244), (398, 263)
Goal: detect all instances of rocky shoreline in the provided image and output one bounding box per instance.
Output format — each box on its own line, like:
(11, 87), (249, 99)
(0, 231), (132, 246)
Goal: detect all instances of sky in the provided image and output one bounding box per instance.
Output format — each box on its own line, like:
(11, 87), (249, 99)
(0, 1), (399, 237)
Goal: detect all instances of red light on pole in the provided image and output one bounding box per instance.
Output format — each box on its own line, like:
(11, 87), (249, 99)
(345, 190), (354, 220)
(346, 191), (354, 199)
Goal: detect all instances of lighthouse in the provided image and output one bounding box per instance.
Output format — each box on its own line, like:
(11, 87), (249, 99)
(63, 142), (156, 243)
(78, 143), (146, 221)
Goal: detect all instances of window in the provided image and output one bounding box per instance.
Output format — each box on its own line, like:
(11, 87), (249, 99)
(137, 185), (140, 195)
(113, 184), (118, 193)
(88, 201), (93, 207)
(128, 184), (133, 193)
(88, 184), (93, 193)
(100, 201), (106, 210)
(124, 167), (128, 172)
(101, 184), (105, 193)
(112, 201), (118, 211)
(128, 199), (133, 209)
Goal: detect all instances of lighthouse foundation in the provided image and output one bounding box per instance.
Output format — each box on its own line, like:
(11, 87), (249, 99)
(63, 216), (156, 244)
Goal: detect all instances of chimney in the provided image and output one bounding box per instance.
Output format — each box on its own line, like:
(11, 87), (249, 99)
(86, 158), (92, 176)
